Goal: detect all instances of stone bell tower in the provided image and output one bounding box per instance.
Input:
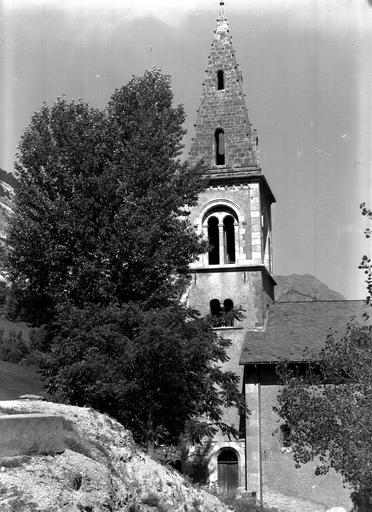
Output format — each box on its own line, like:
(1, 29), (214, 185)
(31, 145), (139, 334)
(186, 1), (276, 492)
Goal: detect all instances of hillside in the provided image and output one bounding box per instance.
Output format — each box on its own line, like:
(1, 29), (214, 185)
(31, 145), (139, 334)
(274, 274), (345, 302)
(0, 360), (46, 400)
(0, 168), (16, 243)
(0, 169), (18, 191)
(0, 400), (229, 512)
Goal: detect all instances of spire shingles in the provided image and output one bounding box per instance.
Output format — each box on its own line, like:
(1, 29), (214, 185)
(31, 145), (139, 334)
(189, 4), (259, 172)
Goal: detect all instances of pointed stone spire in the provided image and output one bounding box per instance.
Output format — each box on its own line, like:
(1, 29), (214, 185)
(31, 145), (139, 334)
(218, 0), (225, 17)
(216, 0), (228, 32)
(189, 2), (259, 172)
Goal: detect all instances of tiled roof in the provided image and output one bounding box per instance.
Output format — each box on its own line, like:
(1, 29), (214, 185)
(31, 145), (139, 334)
(240, 300), (371, 364)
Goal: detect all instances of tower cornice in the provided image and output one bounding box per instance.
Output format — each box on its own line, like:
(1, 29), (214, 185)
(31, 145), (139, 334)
(205, 171), (276, 205)
(190, 264), (277, 287)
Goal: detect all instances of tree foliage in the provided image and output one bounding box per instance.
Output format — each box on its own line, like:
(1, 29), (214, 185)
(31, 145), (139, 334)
(7, 70), (206, 324)
(276, 322), (372, 498)
(6, 69), (247, 450)
(40, 302), (247, 450)
(276, 205), (372, 504)
(359, 202), (372, 307)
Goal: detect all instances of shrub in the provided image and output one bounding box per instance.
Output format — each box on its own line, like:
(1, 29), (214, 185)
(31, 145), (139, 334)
(21, 327), (49, 367)
(0, 281), (8, 305)
(141, 492), (169, 511)
(0, 329), (29, 363)
(0, 326), (49, 367)
(0, 456), (32, 468)
(207, 487), (279, 512)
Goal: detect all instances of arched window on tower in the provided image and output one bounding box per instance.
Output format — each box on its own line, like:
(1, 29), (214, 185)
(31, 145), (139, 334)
(223, 299), (234, 326)
(209, 298), (236, 328)
(223, 215), (235, 263)
(217, 69), (225, 90)
(210, 299), (222, 327)
(204, 207), (239, 266)
(208, 216), (220, 264)
(215, 128), (225, 166)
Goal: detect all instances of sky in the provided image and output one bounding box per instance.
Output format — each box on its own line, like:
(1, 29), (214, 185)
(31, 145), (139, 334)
(1, 0), (371, 299)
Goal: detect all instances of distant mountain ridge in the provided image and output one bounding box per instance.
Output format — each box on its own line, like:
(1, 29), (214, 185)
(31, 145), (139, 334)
(274, 274), (345, 302)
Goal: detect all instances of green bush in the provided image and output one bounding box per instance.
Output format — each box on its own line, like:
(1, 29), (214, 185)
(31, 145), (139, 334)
(0, 281), (8, 305)
(207, 487), (279, 512)
(0, 329), (29, 363)
(21, 328), (49, 367)
(0, 456), (32, 468)
(0, 326), (48, 367)
(141, 492), (169, 511)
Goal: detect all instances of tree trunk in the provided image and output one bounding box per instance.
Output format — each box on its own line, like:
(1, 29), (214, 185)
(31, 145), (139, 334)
(352, 488), (372, 512)
(146, 406), (154, 457)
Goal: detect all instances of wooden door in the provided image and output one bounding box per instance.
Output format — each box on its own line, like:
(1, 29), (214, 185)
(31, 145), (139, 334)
(217, 449), (238, 492)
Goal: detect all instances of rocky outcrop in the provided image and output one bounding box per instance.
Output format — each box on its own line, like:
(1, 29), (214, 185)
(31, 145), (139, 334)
(274, 274), (345, 302)
(0, 169), (16, 243)
(0, 400), (228, 512)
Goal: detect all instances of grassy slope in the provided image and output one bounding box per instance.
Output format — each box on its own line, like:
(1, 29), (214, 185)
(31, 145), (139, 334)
(0, 315), (46, 400)
(0, 360), (47, 400)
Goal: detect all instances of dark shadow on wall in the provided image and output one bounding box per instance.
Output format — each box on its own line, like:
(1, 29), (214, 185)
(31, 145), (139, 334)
(187, 438), (213, 485)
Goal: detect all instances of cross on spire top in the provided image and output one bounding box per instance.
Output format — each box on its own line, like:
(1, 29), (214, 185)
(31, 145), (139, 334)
(219, 0), (225, 19)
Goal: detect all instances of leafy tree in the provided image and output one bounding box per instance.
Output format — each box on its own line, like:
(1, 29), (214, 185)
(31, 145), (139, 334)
(41, 302), (247, 453)
(359, 202), (372, 307)
(6, 99), (110, 323)
(105, 72), (206, 308)
(6, 70), (206, 324)
(276, 205), (372, 508)
(276, 323), (372, 505)
(7, 69), (247, 452)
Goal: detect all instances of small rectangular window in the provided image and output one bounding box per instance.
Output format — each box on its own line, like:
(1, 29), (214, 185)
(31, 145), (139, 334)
(215, 128), (225, 165)
(217, 70), (225, 90)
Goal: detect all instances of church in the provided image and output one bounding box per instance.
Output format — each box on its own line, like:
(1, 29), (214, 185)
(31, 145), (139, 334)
(183, 3), (368, 510)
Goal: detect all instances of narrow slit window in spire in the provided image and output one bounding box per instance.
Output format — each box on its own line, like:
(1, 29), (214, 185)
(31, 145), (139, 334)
(217, 70), (225, 90)
(215, 128), (225, 166)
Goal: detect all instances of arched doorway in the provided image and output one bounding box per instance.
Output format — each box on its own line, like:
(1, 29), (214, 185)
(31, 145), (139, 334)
(217, 448), (238, 492)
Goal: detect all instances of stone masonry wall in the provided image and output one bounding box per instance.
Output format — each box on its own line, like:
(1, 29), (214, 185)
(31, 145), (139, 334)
(189, 181), (266, 267)
(187, 269), (269, 448)
(259, 383), (352, 510)
(188, 270), (266, 325)
(189, 14), (257, 171)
